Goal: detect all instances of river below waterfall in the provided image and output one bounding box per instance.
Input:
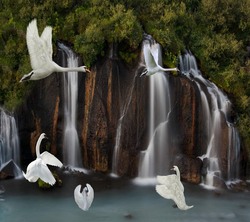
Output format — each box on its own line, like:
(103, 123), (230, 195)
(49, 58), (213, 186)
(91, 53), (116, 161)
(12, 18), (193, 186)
(0, 173), (249, 222)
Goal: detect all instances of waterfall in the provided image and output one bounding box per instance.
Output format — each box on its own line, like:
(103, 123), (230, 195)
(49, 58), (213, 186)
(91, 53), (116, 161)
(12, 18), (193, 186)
(58, 43), (82, 169)
(0, 108), (22, 178)
(227, 126), (240, 181)
(136, 39), (172, 184)
(111, 74), (137, 176)
(179, 52), (241, 188)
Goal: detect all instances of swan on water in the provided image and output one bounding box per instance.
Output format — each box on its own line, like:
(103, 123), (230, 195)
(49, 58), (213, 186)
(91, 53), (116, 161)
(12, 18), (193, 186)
(74, 183), (94, 211)
(23, 133), (63, 185)
(140, 40), (179, 77)
(156, 165), (193, 210)
(20, 19), (90, 82)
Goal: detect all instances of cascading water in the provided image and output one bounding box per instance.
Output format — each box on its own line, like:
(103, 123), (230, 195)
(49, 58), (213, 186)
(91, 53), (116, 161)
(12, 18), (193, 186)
(227, 125), (241, 181)
(58, 43), (82, 169)
(136, 38), (172, 184)
(111, 74), (137, 176)
(0, 108), (22, 178)
(179, 52), (241, 188)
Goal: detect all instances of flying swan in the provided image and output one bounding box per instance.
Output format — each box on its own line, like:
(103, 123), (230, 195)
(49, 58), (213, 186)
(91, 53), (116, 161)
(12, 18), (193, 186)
(74, 183), (94, 211)
(156, 165), (193, 210)
(140, 40), (179, 77)
(20, 19), (90, 82)
(23, 133), (63, 185)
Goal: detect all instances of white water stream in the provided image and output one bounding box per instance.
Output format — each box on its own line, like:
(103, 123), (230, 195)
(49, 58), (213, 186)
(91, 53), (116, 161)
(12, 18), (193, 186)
(111, 74), (137, 176)
(0, 108), (22, 177)
(136, 39), (172, 184)
(179, 53), (241, 188)
(58, 43), (82, 169)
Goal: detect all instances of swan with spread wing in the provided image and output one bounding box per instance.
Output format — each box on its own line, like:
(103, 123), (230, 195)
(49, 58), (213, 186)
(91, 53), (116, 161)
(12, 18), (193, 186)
(23, 133), (63, 185)
(156, 166), (193, 210)
(140, 40), (179, 77)
(20, 19), (90, 82)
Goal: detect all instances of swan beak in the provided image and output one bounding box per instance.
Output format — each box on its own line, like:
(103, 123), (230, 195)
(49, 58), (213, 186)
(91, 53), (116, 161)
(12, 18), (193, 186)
(85, 68), (91, 73)
(20, 71), (34, 82)
(19, 75), (29, 82)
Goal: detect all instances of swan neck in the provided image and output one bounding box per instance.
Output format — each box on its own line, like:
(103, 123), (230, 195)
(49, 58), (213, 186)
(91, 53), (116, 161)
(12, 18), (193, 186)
(55, 64), (83, 72)
(176, 168), (181, 180)
(35, 136), (44, 157)
(161, 67), (178, 72)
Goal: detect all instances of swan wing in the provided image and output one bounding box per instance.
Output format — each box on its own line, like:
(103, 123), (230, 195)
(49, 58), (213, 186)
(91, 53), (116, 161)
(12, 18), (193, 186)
(179, 181), (184, 192)
(157, 175), (177, 186)
(143, 43), (157, 69)
(26, 19), (51, 69)
(40, 26), (53, 60)
(157, 175), (184, 192)
(171, 184), (193, 210)
(23, 171), (39, 182)
(156, 185), (175, 200)
(85, 184), (94, 209)
(74, 185), (86, 210)
(156, 183), (192, 210)
(40, 151), (63, 167)
(23, 160), (39, 182)
(148, 43), (178, 72)
(36, 161), (56, 185)
(23, 158), (56, 185)
(149, 44), (160, 66)
(74, 184), (94, 211)
(150, 44), (170, 72)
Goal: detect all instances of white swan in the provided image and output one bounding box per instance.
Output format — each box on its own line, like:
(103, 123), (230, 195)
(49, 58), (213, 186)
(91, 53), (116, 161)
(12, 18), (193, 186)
(23, 133), (63, 185)
(156, 166), (193, 210)
(74, 183), (94, 211)
(20, 19), (90, 82)
(140, 40), (179, 77)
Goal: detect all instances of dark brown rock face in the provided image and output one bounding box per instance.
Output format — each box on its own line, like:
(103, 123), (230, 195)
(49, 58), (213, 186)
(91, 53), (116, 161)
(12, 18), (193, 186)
(15, 73), (61, 166)
(15, 45), (247, 184)
(173, 154), (203, 184)
(167, 74), (247, 184)
(15, 46), (148, 177)
(80, 58), (148, 175)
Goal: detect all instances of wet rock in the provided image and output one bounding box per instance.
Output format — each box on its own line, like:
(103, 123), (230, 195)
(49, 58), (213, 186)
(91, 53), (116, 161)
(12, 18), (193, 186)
(212, 175), (227, 190)
(0, 159), (22, 179)
(201, 157), (209, 176)
(173, 155), (202, 184)
(226, 180), (250, 192)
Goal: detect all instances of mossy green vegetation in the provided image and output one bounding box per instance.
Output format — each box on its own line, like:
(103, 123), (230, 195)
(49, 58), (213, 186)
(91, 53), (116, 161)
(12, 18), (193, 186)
(0, 0), (249, 153)
(37, 172), (62, 189)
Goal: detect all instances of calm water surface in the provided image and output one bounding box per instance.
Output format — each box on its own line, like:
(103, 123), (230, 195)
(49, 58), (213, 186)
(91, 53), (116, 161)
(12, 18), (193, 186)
(0, 173), (249, 222)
